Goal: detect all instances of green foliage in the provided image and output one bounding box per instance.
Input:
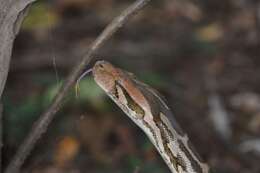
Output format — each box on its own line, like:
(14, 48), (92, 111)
(126, 155), (142, 171)
(74, 78), (109, 110)
(4, 95), (42, 146)
(22, 1), (58, 30)
(42, 81), (63, 106)
(191, 33), (218, 55)
(3, 76), (112, 146)
(75, 78), (104, 101)
(142, 161), (169, 173)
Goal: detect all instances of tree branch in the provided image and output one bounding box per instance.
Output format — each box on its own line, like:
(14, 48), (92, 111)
(0, 0), (38, 99)
(0, 103), (3, 173)
(0, 0), (37, 172)
(4, 0), (151, 173)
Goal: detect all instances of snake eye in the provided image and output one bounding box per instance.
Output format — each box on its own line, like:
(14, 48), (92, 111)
(99, 64), (105, 69)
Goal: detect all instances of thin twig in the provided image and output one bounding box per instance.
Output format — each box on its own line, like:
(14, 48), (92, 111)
(0, 103), (2, 173)
(4, 0), (151, 173)
(0, 0), (36, 99)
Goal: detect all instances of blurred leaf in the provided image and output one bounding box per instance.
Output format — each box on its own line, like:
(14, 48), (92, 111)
(22, 2), (59, 30)
(4, 95), (42, 145)
(42, 77), (110, 110)
(75, 78), (108, 109)
(126, 155), (142, 171)
(31, 73), (60, 86)
(190, 34), (218, 55)
(76, 78), (104, 100)
(54, 136), (80, 167)
(196, 23), (223, 42)
(42, 81), (63, 107)
(142, 161), (168, 173)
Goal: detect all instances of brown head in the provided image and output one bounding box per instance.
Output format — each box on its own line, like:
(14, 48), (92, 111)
(92, 60), (151, 116)
(92, 60), (120, 93)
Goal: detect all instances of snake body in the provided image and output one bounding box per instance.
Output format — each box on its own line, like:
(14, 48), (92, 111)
(92, 60), (209, 173)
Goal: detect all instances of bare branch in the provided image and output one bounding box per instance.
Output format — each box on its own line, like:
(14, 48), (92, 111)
(0, 0), (38, 99)
(4, 0), (151, 173)
(0, 103), (3, 173)
(0, 0), (37, 172)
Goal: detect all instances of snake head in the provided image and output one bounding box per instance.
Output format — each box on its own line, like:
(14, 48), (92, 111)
(93, 60), (152, 120)
(92, 60), (119, 94)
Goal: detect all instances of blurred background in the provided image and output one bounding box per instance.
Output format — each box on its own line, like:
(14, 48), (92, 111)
(3, 0), (260, 172)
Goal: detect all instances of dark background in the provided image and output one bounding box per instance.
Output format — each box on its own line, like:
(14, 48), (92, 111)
(3, 0), (260, 172)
